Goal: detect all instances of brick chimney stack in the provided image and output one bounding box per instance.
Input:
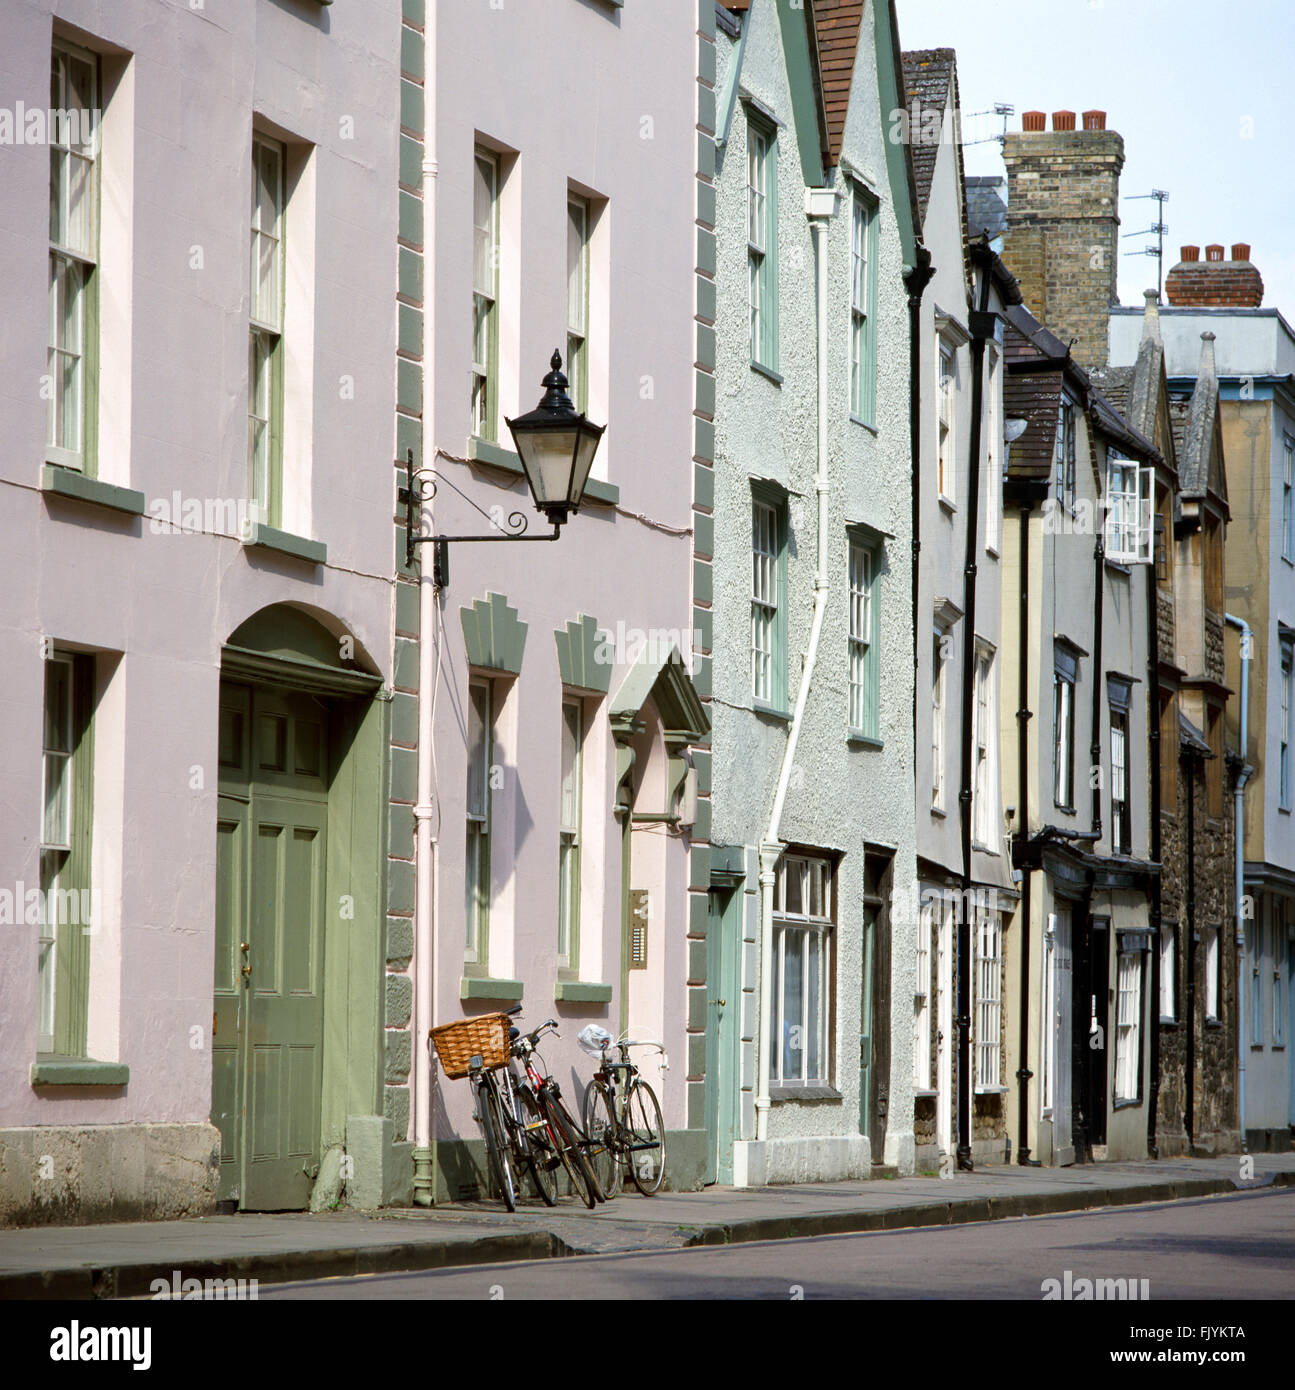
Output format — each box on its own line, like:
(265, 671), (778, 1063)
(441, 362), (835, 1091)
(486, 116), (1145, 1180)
(1164, 242), (1264, 307)
(1000, 108), (1125, 369)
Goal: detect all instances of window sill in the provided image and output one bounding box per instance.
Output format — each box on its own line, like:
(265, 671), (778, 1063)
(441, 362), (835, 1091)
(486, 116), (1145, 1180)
(985, 543), (1001, 560)
(244, 523), (327, 565)
(1205, 1017), (1224, 1030)
(468, 435), (620, 507)
(460, 976), (524, 1002)
(850, 414), (879, 435)
(912, 1088), (939, 1100)
(753, 702), (792, 723)
(1105, 559), (1133, 576)
(554, 980), (613, 1004)
(930, 806), (947, 819)
(1054, 804), (1077, 816)
(1112, 1097), (1143, 1111)
(770, 1084), (840, 1103)
(937, 494), (957, 514)
(1159, 1017), (1179, 1028)
(31, 1057), (129, 1087)
(971, 841), (1000, 857)
(750, 361), (783, 386)
(974, 1086), (1008, 1096)
(848, 732), (883, 749)
(42, 463), (145, 518)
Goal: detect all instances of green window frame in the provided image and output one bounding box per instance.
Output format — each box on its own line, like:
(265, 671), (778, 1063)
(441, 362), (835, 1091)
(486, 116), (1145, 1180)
(38, 651), (95, 1058)
(566, 195), (590, 414)
(750, 485), (787, 712)
(746, 114), (778, 373)
(848, 536), (880, 739)
(47, 40), (100, 476)
(465, 677), (493, 968)
(249, 136), (285, 526)
(557, 696), (583, 975)
(849, 186), (878, 424)
(472, 147), (500, 441)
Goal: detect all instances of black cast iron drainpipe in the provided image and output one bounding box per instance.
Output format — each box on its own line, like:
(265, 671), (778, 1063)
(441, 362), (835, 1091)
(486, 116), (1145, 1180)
(1014, 498), (1038, 1165)
(954, 266), (995, 1173)
(906, 245), (935, 814)
(1146, 525), (1163, 1159)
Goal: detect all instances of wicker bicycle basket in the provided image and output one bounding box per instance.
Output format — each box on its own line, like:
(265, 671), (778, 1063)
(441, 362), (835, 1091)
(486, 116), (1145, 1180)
(430, 1012), (511, 1079)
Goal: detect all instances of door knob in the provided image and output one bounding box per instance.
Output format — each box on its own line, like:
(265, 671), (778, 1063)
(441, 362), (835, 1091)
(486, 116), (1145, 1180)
(711, 999), (726, 1007)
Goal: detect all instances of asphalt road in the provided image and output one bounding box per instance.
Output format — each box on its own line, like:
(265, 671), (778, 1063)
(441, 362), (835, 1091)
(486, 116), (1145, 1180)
(261, 1186), (1295, 1301)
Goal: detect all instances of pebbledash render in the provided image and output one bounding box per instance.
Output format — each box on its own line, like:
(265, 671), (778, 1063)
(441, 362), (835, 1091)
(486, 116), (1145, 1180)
(389, 0), (708, 1203)
(0, 1), (403, 1224)
(708, 0), (921, 1183)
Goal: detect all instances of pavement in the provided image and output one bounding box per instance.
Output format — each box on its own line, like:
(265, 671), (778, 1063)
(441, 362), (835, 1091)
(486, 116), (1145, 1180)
(2, 1151), (1293, 1299)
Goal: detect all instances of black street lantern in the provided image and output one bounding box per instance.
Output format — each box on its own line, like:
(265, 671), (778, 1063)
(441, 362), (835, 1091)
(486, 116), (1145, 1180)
(505, 349), (605, 527)
(402, 349), (606, 581)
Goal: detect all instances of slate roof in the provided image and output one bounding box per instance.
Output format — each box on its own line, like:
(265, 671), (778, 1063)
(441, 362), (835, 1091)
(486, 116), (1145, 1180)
(813, 1), (867, 169)
(966, 176), (1008, 241)
(1003, 301), (1158, 483)
(1179, 712), (1212, 756)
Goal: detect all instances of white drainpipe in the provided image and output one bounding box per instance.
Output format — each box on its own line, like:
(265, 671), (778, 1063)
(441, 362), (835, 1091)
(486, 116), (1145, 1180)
(412, 0), (439, 1206)
(1226, 612), (1253, 1151)
(755, 187), (837, 1143)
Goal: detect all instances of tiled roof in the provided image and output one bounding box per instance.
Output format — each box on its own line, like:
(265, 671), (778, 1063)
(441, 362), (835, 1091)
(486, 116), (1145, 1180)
(1179, 711), (1212, 755)
(1002, 361), (1062, 483)
(814, 1), (867, 169)
(900, 49), (957, 223)
(966, 176), (1007, 240)
(1174, 336), (1222, 501)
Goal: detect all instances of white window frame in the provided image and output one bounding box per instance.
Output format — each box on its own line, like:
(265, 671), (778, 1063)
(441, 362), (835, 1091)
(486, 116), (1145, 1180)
(472, 147), (500, 441)
(1160, 922), (1177, 1022)
(1055, 396), (1077, 511)
(1054, 656), (1076, 810)
(1275, 904), (1288, 1048)
(248, 135), (285, 526)
(1203, 923), (1220, 1023)
(937, 342), (956, 502)
(914, 895), (933, 1091)
(566, 194), (589, 413)
(1283, 435), (1293, 562)
(557, 696), (583, 973)
(1105, 454), (1154, 564)
(771, 854), (833, 1088)
(972, 644), (996, 848)
(849, 187), (875, 422)
(1114, 948), (1142, 1102)
(985, 345), (1002, 553)
(1111, 706), (1130, 854)
(1281, 646), (1292, 811)
(848, 542), (874, 735)
(747, 119), (776, 371)
(931, 628), (947, 810)
(751, 498), (780, 706)
(975, 910), (1003, 1091)
(47, 40), (99, 473)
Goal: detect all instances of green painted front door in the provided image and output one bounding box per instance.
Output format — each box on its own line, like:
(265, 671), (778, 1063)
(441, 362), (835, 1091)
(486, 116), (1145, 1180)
(213, 683), (329, 1210)
(859, 905), (875, 1140)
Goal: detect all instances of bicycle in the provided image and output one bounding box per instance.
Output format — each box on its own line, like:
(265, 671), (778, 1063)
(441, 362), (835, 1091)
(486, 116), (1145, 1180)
(431, 1008), (600, 1211)
(581, 1033), (667, 1196)
(431, 1007), (555, 1212)
(509, 1016), (602, 1209)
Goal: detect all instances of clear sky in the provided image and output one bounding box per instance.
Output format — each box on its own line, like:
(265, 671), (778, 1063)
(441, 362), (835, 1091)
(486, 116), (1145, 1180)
(894, 0), (1295, 315)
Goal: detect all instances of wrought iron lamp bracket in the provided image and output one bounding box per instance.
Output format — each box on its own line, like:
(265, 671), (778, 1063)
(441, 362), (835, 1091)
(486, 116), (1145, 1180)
(402, 449), (561, 573)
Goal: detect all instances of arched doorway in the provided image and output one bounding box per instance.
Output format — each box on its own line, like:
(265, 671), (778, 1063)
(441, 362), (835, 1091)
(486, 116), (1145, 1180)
(211, 605), (386, 1210)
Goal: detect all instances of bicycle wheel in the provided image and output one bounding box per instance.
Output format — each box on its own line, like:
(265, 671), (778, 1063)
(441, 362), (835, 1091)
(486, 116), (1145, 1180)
(581, 1079), (620, 1199)
(477, 1076), (517, 1212)
(516, 1083), (558, 1206)
(540, 1087), (599, 1209)
(625, 1079), (666, 1195)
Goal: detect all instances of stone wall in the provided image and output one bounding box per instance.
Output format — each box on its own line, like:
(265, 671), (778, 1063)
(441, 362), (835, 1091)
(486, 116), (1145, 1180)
(1157, 743), (1238, 1154)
